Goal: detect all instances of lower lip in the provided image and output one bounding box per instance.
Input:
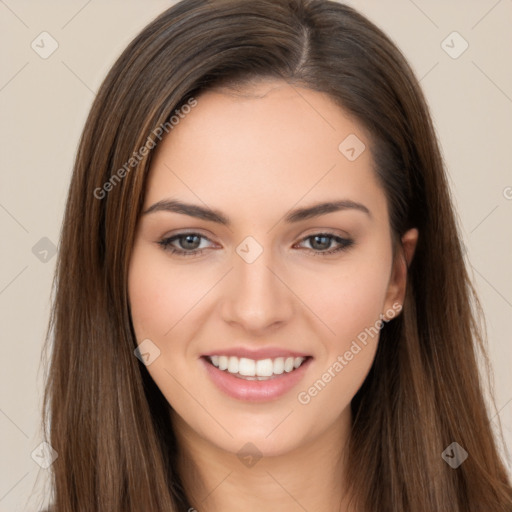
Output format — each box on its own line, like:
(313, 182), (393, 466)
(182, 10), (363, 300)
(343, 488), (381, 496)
(201, 357), (312, 402)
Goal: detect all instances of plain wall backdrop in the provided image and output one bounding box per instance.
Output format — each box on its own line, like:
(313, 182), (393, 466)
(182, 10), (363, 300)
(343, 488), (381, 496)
(0, 1), (511, 510)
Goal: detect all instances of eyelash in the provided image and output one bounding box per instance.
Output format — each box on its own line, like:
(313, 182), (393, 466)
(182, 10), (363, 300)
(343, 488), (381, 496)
(157, 232), (354, 258)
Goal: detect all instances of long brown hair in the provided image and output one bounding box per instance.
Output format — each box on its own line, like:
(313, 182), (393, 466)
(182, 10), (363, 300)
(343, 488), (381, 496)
(39, 0), (512, 510)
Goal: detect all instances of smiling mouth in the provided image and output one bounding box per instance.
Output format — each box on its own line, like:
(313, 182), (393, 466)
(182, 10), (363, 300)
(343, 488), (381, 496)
(204, 355), (311, 381)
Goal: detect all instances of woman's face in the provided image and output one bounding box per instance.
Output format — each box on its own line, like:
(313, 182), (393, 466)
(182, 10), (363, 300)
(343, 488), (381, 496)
(128, 79), (413, 457)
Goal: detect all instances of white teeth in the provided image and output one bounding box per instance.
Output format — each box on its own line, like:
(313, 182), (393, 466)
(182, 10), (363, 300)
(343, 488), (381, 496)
(208, 354), (307, 378)
(255, 359), (273, 377)
(228, 356), (238, 374)
(238, 357), (256, 376)
(273, 357), (284, 375)
(218, 355), (228, 370)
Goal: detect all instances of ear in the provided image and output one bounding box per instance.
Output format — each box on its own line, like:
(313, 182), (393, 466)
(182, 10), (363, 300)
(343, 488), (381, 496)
(382, 228), (418, 319)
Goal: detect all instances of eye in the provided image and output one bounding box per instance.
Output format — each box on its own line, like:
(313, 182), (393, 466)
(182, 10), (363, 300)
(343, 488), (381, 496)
(157, 231), (354, 258)
(295, 233), (354, 256)
(157, 233), (214, 257)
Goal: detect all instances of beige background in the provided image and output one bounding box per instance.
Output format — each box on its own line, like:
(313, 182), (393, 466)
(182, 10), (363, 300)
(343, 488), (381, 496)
(0, 0), (511, 510)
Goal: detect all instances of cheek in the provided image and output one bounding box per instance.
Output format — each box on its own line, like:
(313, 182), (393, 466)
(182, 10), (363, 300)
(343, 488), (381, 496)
(129, 246), (186, 340)
(297, 251), (392, 350)
(294, 260), (390, 414)
(128, 244), (216, 340)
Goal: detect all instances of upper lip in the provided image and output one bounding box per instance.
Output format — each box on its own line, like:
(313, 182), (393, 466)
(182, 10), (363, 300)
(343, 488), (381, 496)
(201, 347), (311, 360)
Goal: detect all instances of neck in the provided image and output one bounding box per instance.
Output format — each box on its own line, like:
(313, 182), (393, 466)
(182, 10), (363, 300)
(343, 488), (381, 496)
(172, 406), (358, 512)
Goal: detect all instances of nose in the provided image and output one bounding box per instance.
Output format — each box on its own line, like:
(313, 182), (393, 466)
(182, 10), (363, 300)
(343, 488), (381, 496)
(220, 244), (295, 334)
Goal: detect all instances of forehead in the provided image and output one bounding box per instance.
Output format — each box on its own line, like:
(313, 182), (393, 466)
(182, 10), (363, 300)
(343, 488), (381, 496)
(145, 80), (387, 222)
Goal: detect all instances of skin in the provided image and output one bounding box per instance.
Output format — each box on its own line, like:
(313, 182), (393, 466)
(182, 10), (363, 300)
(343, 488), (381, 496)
(128, 79), (418, 512)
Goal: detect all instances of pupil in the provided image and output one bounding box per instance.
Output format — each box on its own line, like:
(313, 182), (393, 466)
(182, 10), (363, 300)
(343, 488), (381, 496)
(182, 235), (200, 250)
(312, 235), (330, 251)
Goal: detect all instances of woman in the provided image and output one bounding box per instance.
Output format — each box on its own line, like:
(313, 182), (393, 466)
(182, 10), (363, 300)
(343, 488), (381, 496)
(40, 0), (512, 510)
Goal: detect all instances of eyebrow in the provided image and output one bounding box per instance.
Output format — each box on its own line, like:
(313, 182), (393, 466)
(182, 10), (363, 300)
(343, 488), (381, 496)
(142, 198), (371, 225)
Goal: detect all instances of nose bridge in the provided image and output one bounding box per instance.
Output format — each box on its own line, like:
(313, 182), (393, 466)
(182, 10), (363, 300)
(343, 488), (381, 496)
(221, 236), (293, 330)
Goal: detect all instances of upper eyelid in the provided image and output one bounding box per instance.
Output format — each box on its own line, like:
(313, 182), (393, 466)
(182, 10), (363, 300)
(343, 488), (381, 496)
(162, 230), (348, 239)
(162, 226), (351, 238)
